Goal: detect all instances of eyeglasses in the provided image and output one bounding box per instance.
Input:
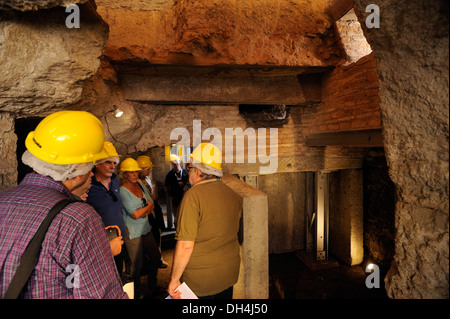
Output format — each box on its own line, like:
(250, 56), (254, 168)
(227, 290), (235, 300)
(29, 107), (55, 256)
(141, 197), (148, 207)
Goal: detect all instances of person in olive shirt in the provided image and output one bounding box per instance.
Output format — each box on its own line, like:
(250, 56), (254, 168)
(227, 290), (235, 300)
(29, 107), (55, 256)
(168, 143), (242, 299)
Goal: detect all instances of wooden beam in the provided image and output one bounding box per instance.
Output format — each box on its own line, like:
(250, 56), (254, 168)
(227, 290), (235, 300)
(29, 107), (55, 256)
(305, 129), (383, 147)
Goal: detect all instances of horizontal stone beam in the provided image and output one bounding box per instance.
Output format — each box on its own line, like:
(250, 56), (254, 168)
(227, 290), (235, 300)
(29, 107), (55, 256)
(122, 73), (321, 106)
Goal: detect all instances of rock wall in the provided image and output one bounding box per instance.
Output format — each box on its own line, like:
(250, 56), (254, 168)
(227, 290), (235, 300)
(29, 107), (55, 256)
(97, 0), (346, 66)
(0, 0), (90, 11)
(0, 1), (108, 190)
(363, 149), (395, 273)
(0, 2), (108, 116)
(354, 0), (449, 298)
(0, 113), (17, 192)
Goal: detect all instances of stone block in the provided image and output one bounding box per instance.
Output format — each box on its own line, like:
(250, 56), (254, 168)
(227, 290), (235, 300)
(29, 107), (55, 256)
(222, 174), (269, 299)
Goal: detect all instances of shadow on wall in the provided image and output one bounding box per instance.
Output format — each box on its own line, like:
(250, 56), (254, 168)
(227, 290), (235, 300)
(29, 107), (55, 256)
(15, 117), (43, 184)
(362, 149), (395, 275)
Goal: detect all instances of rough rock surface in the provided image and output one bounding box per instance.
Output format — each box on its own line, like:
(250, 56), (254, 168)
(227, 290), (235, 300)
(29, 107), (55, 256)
(0, 0), (89, 11)
(97, 0), (348, 66)
(0, 2), (108, 116)
(363, 150), (395, 271)
(355, 0), (449, 299)
(0, 113), (17, 191)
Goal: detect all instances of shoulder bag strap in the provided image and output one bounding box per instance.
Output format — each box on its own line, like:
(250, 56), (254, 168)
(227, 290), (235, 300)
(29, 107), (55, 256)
(3, 198), (76, 299)
(137, 182), (151, 202)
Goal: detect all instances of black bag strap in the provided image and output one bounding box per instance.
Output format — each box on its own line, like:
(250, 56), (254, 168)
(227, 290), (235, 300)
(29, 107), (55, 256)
(3, 198), (76, 299)
(137, 182), (148, 198)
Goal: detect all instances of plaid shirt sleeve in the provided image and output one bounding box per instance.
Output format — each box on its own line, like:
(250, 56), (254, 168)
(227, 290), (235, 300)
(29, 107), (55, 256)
(65, 202), (128, 299)
(21, 201), (129, 299)
(0, 174), (128, 299)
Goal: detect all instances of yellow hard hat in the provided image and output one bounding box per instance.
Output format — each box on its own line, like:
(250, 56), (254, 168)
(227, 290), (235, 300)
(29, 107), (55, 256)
(119, 158), (142, 172)
(136, 155), (154, 168)
(190, 143), (222, 170)
(169, 154), (179, 162)
(94, 141), (121, 162)
(25, 110), (105, 165)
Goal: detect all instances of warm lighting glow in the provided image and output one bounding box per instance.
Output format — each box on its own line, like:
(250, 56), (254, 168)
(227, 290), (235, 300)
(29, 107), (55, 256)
(109, 105), (124, 118)
(114, 109), (124, 118)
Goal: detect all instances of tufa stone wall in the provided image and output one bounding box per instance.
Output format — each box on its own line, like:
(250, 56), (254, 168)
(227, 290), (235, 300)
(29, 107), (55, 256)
(355, 0), (449, 299)
(0, 1), (108, 116)
(0, 113), (17, 192)
(0, 1), (108, 191)
(363, 150), (395, 273)
(97, 0), (346, 67)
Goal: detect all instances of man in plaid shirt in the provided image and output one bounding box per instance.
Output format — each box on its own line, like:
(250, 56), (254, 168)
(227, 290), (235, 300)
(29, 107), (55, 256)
(0, 111), (128, 299)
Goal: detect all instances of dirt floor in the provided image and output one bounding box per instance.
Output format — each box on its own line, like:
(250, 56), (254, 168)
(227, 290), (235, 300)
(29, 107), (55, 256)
(269, 252), (388, 299)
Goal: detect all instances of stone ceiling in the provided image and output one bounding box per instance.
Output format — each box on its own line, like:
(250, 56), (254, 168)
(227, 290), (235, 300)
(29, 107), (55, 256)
(97, 0), (352, 68)
(0, 0), (352, 116)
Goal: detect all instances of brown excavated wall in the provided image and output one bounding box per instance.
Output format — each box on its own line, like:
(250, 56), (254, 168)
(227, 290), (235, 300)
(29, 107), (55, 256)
(0, 0), (109, 191)
(354, 0), (449, 299)
(97, 0), (345, 67)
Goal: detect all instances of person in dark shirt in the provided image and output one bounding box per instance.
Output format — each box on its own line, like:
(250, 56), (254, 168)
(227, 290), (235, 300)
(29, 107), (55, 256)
(86, 142), (126, 278)
(164, 155), (189, 227)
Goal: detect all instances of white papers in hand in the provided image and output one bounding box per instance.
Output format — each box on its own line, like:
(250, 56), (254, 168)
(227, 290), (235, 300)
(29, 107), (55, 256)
(123, 282), (134, 299)
(165, 282), (198, 299)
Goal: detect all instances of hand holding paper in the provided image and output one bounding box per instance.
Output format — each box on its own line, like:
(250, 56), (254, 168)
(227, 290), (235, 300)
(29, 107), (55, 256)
(166, 282), (198, 299)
